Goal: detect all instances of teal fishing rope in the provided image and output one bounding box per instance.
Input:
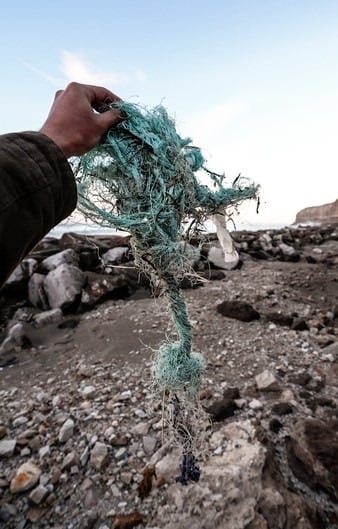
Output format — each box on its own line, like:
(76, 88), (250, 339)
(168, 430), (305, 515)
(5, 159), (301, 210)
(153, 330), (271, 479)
(75, 102), (258, 391)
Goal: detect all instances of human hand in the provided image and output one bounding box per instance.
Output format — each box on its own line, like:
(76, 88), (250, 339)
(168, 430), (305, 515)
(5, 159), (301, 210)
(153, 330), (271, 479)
(40, 82), (122, 158)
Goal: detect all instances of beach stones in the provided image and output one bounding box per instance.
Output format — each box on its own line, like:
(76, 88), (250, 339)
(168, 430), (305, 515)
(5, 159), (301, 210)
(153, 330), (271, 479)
(10, 461), (42, 493)
(44, 264), (85, 311)
(216, 300), (260, 322)
(42, 249), (79, 272)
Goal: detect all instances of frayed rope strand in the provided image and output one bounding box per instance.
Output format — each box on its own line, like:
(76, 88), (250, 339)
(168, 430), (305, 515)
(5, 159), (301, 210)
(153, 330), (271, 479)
(152, 276), (204, 396)
(74, 101), (259, 483)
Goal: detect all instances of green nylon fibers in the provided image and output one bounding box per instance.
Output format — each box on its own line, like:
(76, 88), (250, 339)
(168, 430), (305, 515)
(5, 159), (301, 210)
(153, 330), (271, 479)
(74, 102), (259, 393)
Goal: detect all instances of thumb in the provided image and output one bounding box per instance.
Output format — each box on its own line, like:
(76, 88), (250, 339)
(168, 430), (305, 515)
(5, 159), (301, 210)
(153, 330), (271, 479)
(96, 108), (123, 132)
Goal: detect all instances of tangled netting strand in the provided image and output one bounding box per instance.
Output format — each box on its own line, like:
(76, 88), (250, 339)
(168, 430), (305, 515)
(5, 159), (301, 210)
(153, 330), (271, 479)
(74, 102), (259, 483)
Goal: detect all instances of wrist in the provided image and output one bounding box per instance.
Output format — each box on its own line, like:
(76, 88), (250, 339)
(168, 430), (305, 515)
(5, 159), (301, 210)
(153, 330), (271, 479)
(40, 126), (75, 158)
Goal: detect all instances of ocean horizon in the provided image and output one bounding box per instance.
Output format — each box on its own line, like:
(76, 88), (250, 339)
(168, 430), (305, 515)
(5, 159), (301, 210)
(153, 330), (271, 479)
(48, 220), (293, 239)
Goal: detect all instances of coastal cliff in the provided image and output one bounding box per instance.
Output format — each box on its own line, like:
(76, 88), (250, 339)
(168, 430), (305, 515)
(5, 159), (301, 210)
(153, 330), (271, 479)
(295, 198), (338, 224)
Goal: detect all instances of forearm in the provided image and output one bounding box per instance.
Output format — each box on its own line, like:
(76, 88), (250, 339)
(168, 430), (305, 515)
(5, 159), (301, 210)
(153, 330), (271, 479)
(0, 132), (77, 286)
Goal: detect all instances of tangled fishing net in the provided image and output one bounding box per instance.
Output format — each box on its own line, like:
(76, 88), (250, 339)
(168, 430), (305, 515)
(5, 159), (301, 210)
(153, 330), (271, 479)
(74, 101), (259, 483)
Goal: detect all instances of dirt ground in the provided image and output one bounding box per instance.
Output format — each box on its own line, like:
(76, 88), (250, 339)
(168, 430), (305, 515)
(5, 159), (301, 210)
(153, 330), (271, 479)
(1, 258), (337, 395)
(1, 255), (338, 529)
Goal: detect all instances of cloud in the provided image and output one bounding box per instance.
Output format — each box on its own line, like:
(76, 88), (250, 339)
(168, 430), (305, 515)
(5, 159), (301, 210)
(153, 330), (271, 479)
(60, 51), (128, 86)
(20, 51), (146, 88)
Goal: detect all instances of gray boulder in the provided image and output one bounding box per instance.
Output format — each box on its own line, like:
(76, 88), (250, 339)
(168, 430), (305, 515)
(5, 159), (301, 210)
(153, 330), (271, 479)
(42, 249), (79, 272)
(32, 308), (63, 328)
(44, 264), (85, 311)
(0, 322), (30, 355)
(278, 243), (300, 262)
(28, 273), (48, 309)
(2, 258), (38, 296)
(102, 247), (129, 268)
(208, 245), (239, 270)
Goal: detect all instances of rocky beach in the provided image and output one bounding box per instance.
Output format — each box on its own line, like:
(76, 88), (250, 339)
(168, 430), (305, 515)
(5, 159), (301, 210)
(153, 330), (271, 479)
(0, 223), (338, 529)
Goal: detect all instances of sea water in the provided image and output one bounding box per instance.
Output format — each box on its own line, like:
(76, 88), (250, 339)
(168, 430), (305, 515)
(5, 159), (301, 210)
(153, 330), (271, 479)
(48, 219), (289, 239)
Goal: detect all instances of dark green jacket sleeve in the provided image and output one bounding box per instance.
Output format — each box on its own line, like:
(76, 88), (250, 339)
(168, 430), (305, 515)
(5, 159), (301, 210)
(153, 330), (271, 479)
(0, 131), (77, 286)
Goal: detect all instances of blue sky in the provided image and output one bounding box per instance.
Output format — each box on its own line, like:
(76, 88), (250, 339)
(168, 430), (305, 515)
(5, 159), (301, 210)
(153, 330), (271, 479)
(1, 0), (338, 225)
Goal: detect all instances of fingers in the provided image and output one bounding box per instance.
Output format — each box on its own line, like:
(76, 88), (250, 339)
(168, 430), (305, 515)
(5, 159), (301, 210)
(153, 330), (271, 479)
(42, 82), (124, 157)
(54, 82), (122, 114)
(88, 85), (121, 105)
(96, 108), (123, 130)
(66, 82), (121, 108)
(54, 89), (64, 101)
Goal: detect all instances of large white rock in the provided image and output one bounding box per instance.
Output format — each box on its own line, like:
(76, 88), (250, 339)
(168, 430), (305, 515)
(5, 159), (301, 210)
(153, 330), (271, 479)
(156, 421), (266, 529)
(42, 248), (79, 271)
(102, 247), (128, 266)
(208, 245), (239, 270)
(44, 264), (85, 310)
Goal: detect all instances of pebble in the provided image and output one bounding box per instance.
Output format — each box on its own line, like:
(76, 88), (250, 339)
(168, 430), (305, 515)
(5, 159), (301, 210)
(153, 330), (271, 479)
(61, 451), (78, 470)
(12, 416), (28, 427)
(10, 461), (42, 493)
(80, 385), (96, 399)
(255, 370), (281, 391)
(50, 467), (62, 484)
(84, 487), (100, 508)
(0, 439), (16, 457)
(80, 477), (93, 491)
(52, 395), (62, 406)
(115, 447), (127, 459)
(134, 409), (147, 418)
(131, 422), (150, 436)
(59, 418), (75, 443)
(117, 390), (132, 401)
(90, 442), (109, 470)
(77, 364), (95, 378)
(104, 426), (115, 440)
(249, 399), (263, 410)
(142, 435), (157, 455)
(80, 446), (90, 467)
(29, 484), (49, 504)
(111, 484), (121, 497)
(120, 471), (133, 484)
(36, 391), (50, 403)
(39, 445), (51, 459)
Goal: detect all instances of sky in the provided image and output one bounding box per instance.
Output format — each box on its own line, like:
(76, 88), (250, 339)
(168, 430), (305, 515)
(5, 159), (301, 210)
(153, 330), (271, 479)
(1, 0), (338, 227)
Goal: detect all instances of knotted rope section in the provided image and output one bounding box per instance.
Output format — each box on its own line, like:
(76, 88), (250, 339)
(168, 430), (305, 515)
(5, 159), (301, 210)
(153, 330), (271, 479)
(74, 101), (259, 483)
